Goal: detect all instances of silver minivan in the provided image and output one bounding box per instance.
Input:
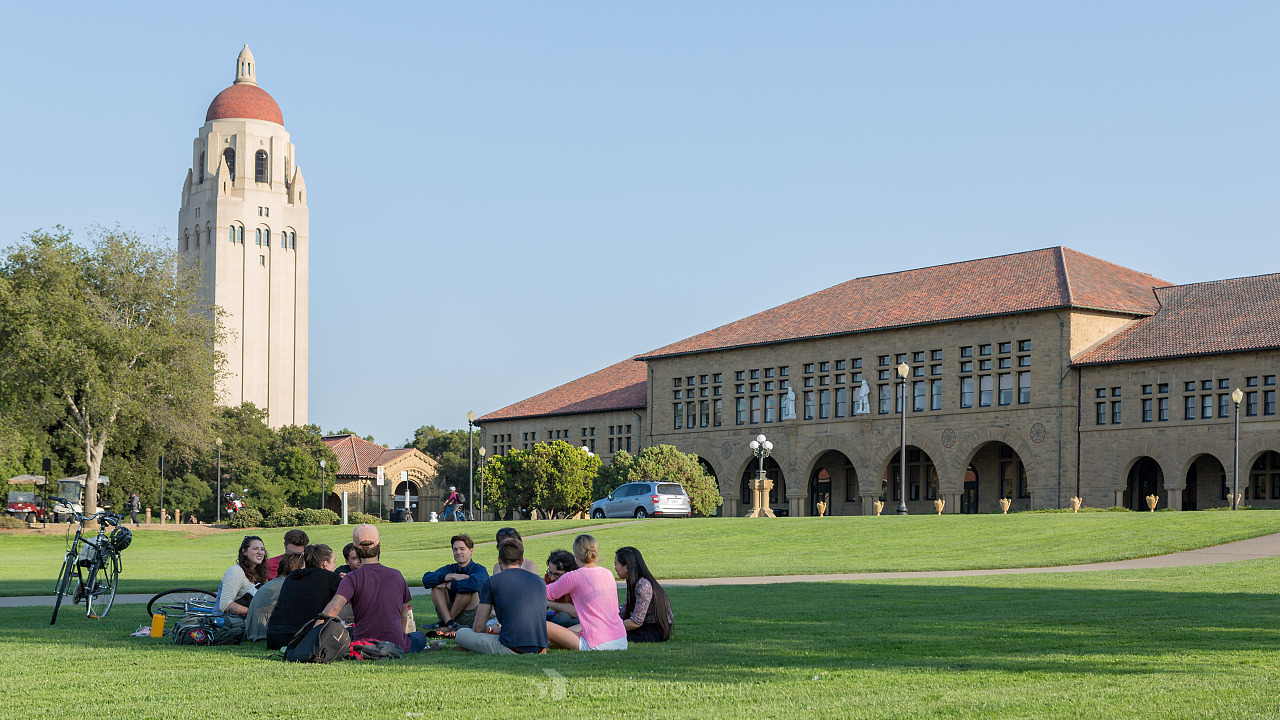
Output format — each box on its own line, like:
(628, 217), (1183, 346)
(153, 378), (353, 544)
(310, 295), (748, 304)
(591, 481), (691, 519)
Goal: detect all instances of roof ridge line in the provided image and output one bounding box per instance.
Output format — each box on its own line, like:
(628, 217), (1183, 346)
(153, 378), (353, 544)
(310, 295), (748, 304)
(1054, 246), (1074, 306)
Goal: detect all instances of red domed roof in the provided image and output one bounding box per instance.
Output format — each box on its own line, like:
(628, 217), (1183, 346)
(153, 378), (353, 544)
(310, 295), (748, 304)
(205, 84), (284, 125)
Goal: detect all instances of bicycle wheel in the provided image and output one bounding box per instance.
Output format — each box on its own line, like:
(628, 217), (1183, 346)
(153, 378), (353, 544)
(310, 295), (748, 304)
(50, 554), (74, 625)
(146, 588), (216, 618)
(86, 554), (119, 619)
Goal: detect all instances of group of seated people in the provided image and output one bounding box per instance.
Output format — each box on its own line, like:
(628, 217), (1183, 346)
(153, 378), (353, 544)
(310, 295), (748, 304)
(218, 524), (673, 656)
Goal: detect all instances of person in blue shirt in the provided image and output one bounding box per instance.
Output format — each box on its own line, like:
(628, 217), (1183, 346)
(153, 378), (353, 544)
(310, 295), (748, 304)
(421, 534), (489, 629)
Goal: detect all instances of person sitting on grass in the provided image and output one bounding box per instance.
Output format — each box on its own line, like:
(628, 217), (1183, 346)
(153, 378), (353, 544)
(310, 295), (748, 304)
(545, 549), (579, 628)
(265, 529), (309, 580)
(336, 542), (362, 577)
(455, 537), (548, 655)
(615, 546), (673, 643)
(320, 524), (428, 654)
(218, 535), (267, 616)
(543, 534), (627, 651)
(490, 527), (537, 576)
(266, 544), (344, 650)
(246, 551), (304, 642)
(422, 534), (488, 630)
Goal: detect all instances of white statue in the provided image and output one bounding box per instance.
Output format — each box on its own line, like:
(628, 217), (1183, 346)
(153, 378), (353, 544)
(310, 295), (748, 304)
(781, 387), (797, 420)
(854, 379), (871, 415)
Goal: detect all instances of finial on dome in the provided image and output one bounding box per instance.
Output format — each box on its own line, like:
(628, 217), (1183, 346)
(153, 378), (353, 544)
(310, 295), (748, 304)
(235, 45), (257, 86)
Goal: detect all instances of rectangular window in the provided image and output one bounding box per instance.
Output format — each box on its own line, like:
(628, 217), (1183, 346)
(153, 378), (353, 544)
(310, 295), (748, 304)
(912, 351), (925, 363)
(765, 395), (776, 423)
(713, 373), (722, 383)
(998, 342), (1011, 354)
(878, 385), (890, 414)
(912, 366), (925, 378)
(1185, 396), (1196, 420)
(979, 344), (992, 356)
(850, 359), (861, 369)
(609, 438), (615, 453)
(764, 368), (775, 378)
(979, 359), (992, 371)
(1141, 398), (1152, 422)
(1018, 339), (1031, 352)
(835, 388), (847, 417)
(735, 371), (745, 381)
(819, 389), (831, 419)
(779, 366), (789, 376)
(998, 357), (1012, 370)
(674, 377), (682, 387)
(687, 402), (697, 430)
(878, 355), (890, 366)
(736, 398), (746, 425)
(1142, 385), (1152, 395)
(1112, 401), (1122, 424)
(804, 377), (814, 388)
(1096, 388), (1107, 399)
(688, 376), (697, 385)
(895, 353), (907, 365)
(1096, 402), (1106, 425)
(1266, 375), (1276, 386)
(959, 346), (973, 358)
(835, 360), (846, 371)
(912, 381), (925, 412)
(700, 400), (710, 428)
(931, 380), (942, 410)
(1158, 397), (1168, 421)
(673, 404), (683, 429)
(700, 374), (709, 384)
(834, 374), (845, 384)
(960, 361), (973, 373)
(626, 437), (631, 452)
(1219, 379), (1230, 389)
(1246, 391), (1258, 416)
(1185, 381), (1197, 392)
(735, 384), (745, 394)
(1112, 387), (1122, 397)
(930, 364), (942, 375)
(1203, 395), (1214, 420)
(819, 376), (830, 386)
(804, 391), (815, 420)
(713, 399), (723, 426)
(818, 362), (829, 373)
(998, 373), (1013, 405)
(1018, 356), (1031, 367)
(979, 375), (993, 407)
(1265, 390), (1275, 416)
(804, 363), (815, 374)
(931, 349), (943, 361)
(1247, 376), (1259, 387)
(1158, 383), (1169, 394)
(1018, 371), (1030, 404)
(1219, 394), (1231, 418)
(960, 377), (974, 408)
(749, 397), (760, 424)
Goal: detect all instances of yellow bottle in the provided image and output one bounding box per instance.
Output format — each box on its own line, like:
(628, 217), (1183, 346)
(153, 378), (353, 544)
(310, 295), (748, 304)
(150, 613), (165, 637)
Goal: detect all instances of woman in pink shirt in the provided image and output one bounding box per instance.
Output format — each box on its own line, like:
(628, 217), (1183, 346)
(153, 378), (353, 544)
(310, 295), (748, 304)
(544, 535), (627, 651)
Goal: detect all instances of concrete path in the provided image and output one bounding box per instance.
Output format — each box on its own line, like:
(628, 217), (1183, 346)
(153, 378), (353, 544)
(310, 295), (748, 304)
(5, 532), (1279, 609)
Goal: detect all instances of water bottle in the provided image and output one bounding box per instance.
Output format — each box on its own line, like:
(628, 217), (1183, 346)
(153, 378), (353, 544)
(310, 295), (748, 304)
(211, 616), (226, 628)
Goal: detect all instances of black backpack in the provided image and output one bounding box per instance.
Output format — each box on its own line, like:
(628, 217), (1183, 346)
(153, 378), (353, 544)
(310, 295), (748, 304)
(174, 614), (245, 646)
(284, 615), (351, 663)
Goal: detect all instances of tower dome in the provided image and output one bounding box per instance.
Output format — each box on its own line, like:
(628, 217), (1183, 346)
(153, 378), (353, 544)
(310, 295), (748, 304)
(205, 45), (284, 125)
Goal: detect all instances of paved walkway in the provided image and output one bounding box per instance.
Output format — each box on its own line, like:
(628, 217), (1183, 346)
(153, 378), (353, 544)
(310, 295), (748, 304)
(5, 532), (1279, 609)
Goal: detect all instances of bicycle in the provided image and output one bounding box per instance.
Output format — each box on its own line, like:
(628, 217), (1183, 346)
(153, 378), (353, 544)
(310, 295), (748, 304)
(51, 511), (131, 625)
(146, 588), (218, 624)
(442, 505), (469, 521)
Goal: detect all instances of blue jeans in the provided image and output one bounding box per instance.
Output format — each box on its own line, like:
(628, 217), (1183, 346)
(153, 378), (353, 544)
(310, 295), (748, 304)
(407, 631), (428, 653)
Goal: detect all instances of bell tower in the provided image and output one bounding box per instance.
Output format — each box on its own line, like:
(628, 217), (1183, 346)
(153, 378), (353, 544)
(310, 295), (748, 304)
(178, 45), (309, 428)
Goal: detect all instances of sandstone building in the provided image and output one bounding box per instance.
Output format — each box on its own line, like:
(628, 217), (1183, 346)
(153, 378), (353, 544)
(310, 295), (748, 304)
(477, 248), (1280, 515)
(178, 46), (309, 427)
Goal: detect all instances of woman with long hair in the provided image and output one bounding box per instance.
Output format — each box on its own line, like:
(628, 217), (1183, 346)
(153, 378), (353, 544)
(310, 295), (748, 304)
(614, 546), (673, 642)
(543, 534), (627, 651)
(265, 543), (344, 650)
(218, 535), (267, 615)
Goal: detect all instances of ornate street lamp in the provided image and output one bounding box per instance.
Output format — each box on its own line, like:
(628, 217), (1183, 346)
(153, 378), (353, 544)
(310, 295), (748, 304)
(478, 445), (487, 520)
(747, 434), (775, 518)
(1232, 387), (1244, 510)
(896, 361), (910, 515)
(215, 437), (222, 524)
(467, 410), (476, 520)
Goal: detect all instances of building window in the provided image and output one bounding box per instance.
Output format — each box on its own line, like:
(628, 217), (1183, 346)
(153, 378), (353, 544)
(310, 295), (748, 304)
(959, 346), (973, 358)
(1112, 401), (1122, 424)
(818, 390), (830, 419)
(699, 400), (710, 427)
(997, 342), (1011, 354)
(255, 150), (268, 183)
(960, 377), (974, 408)
(687, 402), (697, 429)
(1202, 395), (1213, 420)
(700, 374), (709, 384)
(1017, 371), (1030, 404)
(835, 360), (846, 371)
(609, 438), (615, 453)
(878, 356), (890, 366)
(979, 375), (993, 407)
(804, 391), (815, 420)
(835, 388), (847, 417)
(1219, 394), (1231, 418)
(713, 399), (723, 426)
(735, 398), (746, 425)
(1246, 391), (1258, 417)
(1158, 397), (1169, 421)
(960, 361), (973, 373)
(877, 385), (890, 414)
(264, 230), (270, 248)
(930, 380), (942, 410)
(734, 371), (744, 381)
(750, 370), (760, 380)
(1184, 395), (1196, 420)
(1265, 390), (1275, 416)
(979, 344), (991, 356)
(1141, 398), (1152, 422)
(223, 148), (236, 181)
(764, 395), (776, 423)
(749, 397), (761, 424)
(673, 404), (682, 429)
(998, 357), (1011, 370)
(1096, 402), (1106, 425)
(256, 229), (263, 246)
(1018, 339), (1031, 352)
(908, 381), (922, 412)
(997, 373), (1013, 405)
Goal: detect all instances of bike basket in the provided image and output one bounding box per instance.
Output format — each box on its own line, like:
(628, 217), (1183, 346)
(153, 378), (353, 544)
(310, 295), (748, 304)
(108, 527), (132, 552)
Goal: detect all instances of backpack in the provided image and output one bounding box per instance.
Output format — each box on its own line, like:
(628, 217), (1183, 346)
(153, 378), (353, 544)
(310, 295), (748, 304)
(174, 614), (245, 646)
(347, 639), (406, 661)
(284, 615), (351, 663)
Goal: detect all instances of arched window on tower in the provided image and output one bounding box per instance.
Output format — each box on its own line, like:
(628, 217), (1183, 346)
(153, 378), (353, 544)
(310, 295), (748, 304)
(255, 229), (262, 247)
(194, 227), (200, 249)
(198, 151), (205, 184)
(223, 148), (236, 181)
(290, 232), (296, 249)
(264, 230), (270, 248)
(182, 231), (189, 252)
(255, 150), (268, 183)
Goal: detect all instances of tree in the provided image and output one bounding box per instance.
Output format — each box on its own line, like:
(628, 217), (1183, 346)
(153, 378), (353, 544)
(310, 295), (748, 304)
(599, 445), (723, 516)
(0, 227), (224, 513)
(405, 424), (473, 490)
(483, 442), (600, 518)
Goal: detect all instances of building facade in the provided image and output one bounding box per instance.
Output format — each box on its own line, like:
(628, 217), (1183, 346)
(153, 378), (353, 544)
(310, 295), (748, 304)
(478, 248), (1280, 515)
(178, 46), (309, 427)
(322, 434), (441, 521)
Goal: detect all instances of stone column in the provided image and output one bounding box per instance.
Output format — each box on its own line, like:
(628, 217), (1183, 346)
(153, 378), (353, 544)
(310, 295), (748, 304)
(1165, 485), (1184, 511)
(721, 496), (738, 518)
(789, 495), (805, 517)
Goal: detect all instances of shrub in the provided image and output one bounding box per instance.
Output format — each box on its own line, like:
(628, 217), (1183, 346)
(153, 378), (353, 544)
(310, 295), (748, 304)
(227, 508), (263, 529)
(297, 508), (340, 526)
(264, 506), (301, 528)
(1204, 505), (1255, 511)
(0, 514), (25, 529)
(349, 511), (380, 524)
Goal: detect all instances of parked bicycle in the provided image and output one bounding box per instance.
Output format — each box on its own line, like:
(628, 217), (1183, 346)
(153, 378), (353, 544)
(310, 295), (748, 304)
(146, 588), (218, 624)
(51, 510), (131, 625)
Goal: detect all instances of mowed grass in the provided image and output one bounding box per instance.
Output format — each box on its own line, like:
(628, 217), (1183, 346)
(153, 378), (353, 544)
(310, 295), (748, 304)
(4, 558), (1280, 719)
(3, 512), (1280, 596)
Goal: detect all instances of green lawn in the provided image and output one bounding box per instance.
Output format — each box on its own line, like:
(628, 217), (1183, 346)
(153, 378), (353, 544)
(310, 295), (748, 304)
(4, 558), (1279, 719)
(3, 512), (1279, 597)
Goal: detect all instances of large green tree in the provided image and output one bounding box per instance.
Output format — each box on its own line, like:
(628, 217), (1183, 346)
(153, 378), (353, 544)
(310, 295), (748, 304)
(599, 444), (723, 516)
(0, 227), (224, 513)
(483, 441), (600, 518)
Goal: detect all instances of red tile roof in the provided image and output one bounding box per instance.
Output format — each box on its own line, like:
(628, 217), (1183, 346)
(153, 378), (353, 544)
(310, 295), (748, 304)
(322, 435), (435, 478)
(1074, 273), (1280, 365)
(638, 247), (1167, 360)
(206, 84), (284, 125)
(477, 357), (648, 423)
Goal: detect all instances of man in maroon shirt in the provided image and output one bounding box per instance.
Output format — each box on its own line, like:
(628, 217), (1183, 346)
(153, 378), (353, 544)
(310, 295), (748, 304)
(265, 529), (309, 580)
(320, 524), (427, 653)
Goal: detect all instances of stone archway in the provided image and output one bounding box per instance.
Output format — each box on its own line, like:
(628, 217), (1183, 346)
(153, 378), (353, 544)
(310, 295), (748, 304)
(740, 457), (787, 516)
(962, 441), (1030, 513)
(1248, 451), (1280, 508)
(805, 450), (855, 516)
(880, 446), (939, 514)
(1124, 457), (1165, 511)
(1181, 454), (1226, 510)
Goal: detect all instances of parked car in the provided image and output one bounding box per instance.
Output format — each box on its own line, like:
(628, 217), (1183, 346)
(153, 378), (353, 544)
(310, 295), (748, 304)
(591, 481), (691, 519)
(6, 491), (46, 522)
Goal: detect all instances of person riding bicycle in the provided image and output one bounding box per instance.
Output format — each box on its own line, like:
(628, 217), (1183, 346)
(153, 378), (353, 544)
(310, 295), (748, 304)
(444, 487), (465, 520)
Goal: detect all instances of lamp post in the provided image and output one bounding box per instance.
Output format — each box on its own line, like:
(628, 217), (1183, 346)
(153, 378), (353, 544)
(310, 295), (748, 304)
(747, 434), (775, 518)
(467, 411), (476, 520)
(1232, 387), (1244, 510)
(896, 361), (910, 515)
(319, 459), (327, 510)
(477, 446), (487, 520)
(215, 438), (222, 524)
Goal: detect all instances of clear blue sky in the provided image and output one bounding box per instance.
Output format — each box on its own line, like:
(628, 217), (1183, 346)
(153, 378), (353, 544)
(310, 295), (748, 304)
(4, 2), (1278, 447)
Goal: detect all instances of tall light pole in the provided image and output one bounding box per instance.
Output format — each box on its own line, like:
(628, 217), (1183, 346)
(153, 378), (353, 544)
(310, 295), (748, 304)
(467, 411), (476, 520)
(215, 438), (222, 524)
(319, 459), (327, 510)
(748, 434), (774, 517)
(896, 361), (910, 515)
(477, 446), (487, 520)
(1232, 387), (1244, 510)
